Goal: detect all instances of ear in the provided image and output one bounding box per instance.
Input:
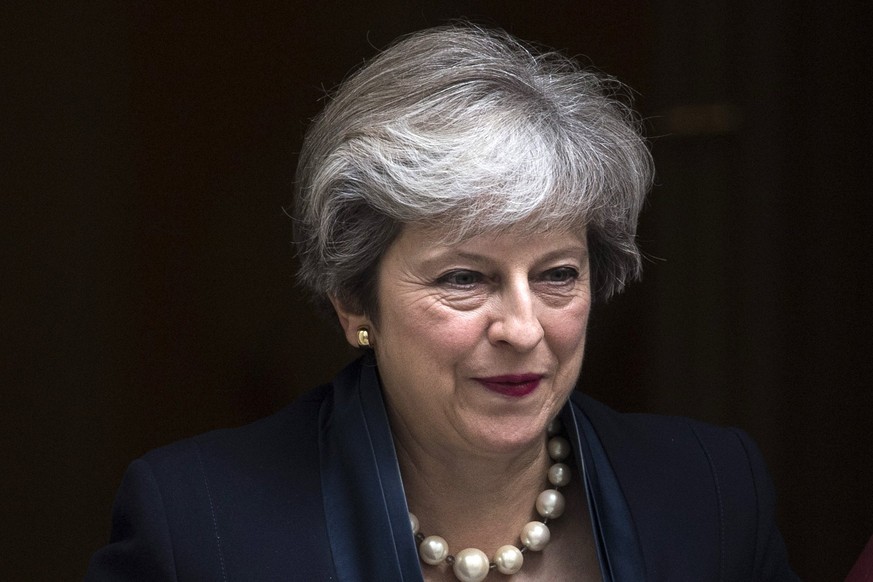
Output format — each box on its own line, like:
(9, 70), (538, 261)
(329, 295), (373, 348)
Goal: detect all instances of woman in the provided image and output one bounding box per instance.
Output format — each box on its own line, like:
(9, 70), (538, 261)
(87, 25), (798, 581)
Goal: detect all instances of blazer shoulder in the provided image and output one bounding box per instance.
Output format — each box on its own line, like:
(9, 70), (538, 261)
(141, 382), (332, 475)
(573, 392), (767, 506)
(577, 392), (726, 437)
(95, 383), (338, 581)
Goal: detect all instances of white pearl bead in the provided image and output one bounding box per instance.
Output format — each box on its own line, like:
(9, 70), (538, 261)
(547, 417), (563, 436)
(452, 548), (490, 582)
(419, 535), (449, 565)
(521, 521), (551, 551)
(547, 436), (571, 461)
(536, 489), (566, 519)
(548, 462), (571, 486)
(409, 512), (419, 535)
(494, 544), (524, 574)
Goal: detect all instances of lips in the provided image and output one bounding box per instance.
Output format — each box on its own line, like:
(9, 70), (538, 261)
(474, 374), (542, 398)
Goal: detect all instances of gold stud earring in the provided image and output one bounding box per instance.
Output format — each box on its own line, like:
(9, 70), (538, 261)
(356, 327), (371, 347)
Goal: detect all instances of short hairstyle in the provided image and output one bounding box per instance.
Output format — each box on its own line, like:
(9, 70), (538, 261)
(293, 24), (653, 317)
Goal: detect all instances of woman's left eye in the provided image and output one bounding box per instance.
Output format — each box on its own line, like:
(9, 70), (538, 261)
(542, 266), (579, 283)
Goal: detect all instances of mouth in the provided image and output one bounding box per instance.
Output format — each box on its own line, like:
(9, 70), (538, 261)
(474, 374), (543, 398)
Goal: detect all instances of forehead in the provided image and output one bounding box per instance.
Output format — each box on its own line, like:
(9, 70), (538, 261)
(385, 223), (588, 267)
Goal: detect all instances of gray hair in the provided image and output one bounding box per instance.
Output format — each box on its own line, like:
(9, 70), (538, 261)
(293, 24), (653, 316)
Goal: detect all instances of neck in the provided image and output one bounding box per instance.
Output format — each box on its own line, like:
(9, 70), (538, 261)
(392, 416), (551, 556)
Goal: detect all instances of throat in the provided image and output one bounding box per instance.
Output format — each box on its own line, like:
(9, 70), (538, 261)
(401, 420), (574, 579)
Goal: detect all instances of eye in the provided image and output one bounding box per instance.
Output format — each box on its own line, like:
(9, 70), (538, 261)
(437, 270), (483, 288)
(542, 266), (579, 284)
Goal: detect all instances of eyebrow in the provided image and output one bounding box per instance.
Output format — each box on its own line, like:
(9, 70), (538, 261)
(422, 245), (589, 269)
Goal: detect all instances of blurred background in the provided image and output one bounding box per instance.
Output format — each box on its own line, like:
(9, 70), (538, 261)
(3, 2), (870, 580)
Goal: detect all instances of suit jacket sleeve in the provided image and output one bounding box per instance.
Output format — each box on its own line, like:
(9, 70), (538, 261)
(85, 459), (180, 581)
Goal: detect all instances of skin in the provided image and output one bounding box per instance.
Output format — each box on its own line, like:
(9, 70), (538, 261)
(333, 224), (598, 580)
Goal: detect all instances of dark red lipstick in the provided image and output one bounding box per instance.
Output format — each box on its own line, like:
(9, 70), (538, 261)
(475, 374), (542, 397)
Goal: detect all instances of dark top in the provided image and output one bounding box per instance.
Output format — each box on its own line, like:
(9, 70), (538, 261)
(86, 357), (798, 581)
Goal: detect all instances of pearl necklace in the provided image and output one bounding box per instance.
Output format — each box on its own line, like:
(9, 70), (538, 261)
(408, 419), (572, 582)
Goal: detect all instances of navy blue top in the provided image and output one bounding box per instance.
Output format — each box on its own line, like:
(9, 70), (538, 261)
(86, 357), (798, 581)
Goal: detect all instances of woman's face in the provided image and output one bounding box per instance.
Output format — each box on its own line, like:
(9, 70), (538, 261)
(338, 224), (591, 455)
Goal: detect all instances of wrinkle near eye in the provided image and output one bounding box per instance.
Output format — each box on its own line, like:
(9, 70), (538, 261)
(393, 279), (480, 315)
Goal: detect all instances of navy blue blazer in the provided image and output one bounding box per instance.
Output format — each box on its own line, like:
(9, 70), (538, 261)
(86, 358), (798, 581)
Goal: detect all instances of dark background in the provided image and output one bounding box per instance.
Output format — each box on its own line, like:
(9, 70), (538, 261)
(3, 2), (871, 580)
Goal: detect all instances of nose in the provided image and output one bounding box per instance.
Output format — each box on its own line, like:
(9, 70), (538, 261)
(487, 279), (544, 351)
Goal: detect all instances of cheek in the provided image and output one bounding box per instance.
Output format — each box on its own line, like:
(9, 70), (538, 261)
(546, 302), (591, 355)
(416, 310), (486, 360)
(381, 302), (484, 364)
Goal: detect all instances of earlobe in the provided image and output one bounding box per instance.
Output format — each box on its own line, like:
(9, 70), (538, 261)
(329, 295), (372, 348)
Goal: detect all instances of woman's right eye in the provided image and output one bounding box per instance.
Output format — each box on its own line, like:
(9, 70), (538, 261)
(438, 270), (482, 288)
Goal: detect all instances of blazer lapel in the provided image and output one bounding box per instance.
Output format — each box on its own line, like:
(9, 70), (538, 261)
(318, 357), (423, 581)
(565, 393), (647, 582)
